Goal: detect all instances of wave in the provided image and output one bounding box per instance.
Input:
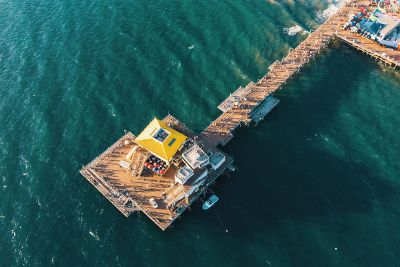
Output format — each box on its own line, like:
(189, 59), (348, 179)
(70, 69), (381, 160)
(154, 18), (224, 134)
(89, 230), (100, 241)
(316, 1), (346, 22)
(283, 25), (307, 36)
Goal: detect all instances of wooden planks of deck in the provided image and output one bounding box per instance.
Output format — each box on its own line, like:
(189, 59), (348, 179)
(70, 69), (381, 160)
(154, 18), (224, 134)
(81, 116), (234, 230)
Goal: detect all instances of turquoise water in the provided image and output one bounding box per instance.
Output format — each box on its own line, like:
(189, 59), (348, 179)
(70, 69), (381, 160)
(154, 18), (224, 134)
(1, 0), (400, 266)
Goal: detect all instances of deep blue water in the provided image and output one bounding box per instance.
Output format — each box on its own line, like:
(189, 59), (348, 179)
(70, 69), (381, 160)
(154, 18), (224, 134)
(1, 1), (400, 266)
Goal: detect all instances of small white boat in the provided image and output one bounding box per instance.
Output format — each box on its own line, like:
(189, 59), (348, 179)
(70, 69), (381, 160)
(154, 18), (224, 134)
(202, 195), (219, 210)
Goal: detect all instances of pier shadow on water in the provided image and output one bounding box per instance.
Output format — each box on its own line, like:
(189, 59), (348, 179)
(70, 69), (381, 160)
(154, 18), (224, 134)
(217, 43), (399, 236)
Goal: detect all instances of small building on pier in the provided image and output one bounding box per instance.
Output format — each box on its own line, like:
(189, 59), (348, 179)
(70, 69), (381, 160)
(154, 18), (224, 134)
(135, 118), (188, 163)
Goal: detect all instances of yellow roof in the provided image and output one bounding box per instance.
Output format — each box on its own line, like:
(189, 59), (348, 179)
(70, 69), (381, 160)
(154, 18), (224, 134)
(135, 118), (187, 162)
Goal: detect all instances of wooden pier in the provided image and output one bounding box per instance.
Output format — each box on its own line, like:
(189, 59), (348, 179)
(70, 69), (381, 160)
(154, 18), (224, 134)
(201, 0), (400, 146)
(81, 115), (234, 230)
(81, 0), (399, 230)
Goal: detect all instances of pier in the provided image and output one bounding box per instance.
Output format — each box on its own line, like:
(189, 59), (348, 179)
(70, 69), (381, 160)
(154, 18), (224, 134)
(81, 115), (234, 230)
(202, 0), (400, 147)
(80, 0), (400, 230)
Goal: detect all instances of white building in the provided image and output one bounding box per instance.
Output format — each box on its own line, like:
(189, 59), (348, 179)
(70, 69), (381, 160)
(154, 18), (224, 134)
(182, 144), (209, 169)
(175, 165), (194, 185)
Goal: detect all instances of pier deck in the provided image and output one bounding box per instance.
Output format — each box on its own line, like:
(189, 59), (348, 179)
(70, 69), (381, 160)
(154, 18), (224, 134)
(81, 115), (233, 230)
(336, 28), (400, 68)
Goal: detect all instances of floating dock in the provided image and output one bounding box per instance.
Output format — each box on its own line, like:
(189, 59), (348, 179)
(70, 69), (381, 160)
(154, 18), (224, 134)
(80, 0), (400, 230)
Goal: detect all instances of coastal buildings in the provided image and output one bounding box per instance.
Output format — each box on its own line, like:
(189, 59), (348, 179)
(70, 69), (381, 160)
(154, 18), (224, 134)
(345, 6), (400, 48)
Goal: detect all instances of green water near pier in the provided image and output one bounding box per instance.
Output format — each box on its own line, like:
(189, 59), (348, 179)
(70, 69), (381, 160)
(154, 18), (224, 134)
(0, 0), (400, 266)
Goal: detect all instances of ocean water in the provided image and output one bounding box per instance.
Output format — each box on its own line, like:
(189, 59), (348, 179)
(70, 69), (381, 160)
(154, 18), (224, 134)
(1, 0), (400, 266)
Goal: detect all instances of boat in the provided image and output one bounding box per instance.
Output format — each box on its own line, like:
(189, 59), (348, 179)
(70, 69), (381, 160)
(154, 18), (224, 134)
(202, 195), (219, 210)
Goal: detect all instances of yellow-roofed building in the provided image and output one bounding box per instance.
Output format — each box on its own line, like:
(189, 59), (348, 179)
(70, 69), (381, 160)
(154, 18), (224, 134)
(135, 118), (188, 162)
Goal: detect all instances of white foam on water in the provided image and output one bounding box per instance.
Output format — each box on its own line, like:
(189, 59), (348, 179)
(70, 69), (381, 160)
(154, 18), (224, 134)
(19, 155), (32, 180)
(107, 103), (116, 118)
(231, 60), (248, 80)
(89, 230), (100, 241)
(316, 1), (346, 22)
(283, 25), (306, 36)
(188, 44), (195, 49)
(170, 59), (182, 70)
(317, 5), (338, 22)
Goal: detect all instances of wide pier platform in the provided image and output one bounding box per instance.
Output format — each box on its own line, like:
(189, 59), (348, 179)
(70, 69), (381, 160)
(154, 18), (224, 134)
(81, 0), (399, 230)
(81, 115), (233, 230)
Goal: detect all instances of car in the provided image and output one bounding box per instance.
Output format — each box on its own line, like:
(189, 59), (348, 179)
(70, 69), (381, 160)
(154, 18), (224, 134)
(149, 198), (158, 209)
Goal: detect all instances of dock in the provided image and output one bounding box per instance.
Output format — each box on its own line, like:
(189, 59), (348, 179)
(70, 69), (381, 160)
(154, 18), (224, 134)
(81, 115), (234, 230)
(80, 0), (400, 230)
